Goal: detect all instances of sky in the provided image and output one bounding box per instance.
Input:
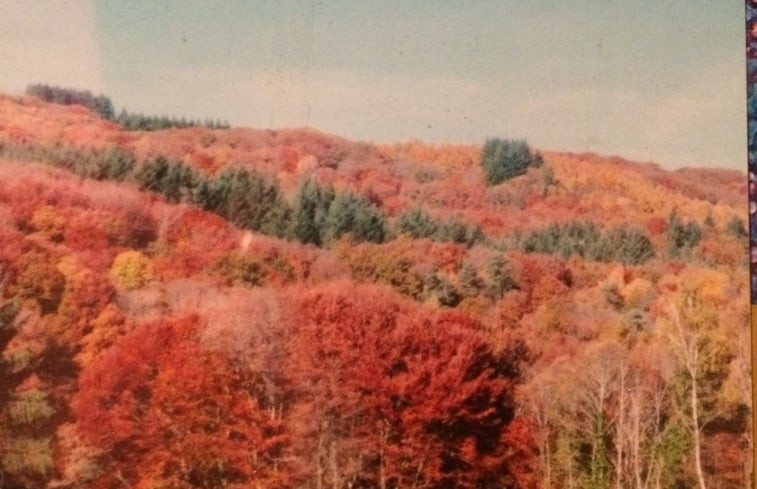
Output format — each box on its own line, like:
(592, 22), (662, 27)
(0, 1), (746, 170)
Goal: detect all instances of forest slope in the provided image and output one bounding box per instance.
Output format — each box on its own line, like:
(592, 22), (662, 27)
(0, 93), (749, 489)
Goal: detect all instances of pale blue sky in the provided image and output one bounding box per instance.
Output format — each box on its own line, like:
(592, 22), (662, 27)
(0, 1), (746, 169)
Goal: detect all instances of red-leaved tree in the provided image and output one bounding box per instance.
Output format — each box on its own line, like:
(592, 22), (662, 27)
(73, 314), (291, 489)
(286, 282), (535, 489)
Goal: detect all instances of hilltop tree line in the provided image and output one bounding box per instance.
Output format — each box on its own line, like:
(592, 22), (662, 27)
(25, 84), (115, 120)
(115, 110), (229, 131)
(25, 85), (543, 184)
(25, 83), (229, 131)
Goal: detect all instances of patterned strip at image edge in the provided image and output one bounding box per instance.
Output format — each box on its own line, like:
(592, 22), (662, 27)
(746, 2), (757, 488)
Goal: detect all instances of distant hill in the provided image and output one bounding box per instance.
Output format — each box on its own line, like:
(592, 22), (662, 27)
(0, 91), (749, 489)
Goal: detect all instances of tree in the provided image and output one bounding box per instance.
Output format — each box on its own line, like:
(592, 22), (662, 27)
(323, 192), (386, 244)
(667, 211), (702, 258)
(200, 168), (293, 238)
(73, 315), (291, 489)
(726, 216), (748, 238)
(287, 283), (530, 489)
(93, 95), (115, 121)
(522, 221), (654, 265)
(134, 157), (198, 203)
(661, 296), (731, 489)
(605, 227), (655, 265)
(481, 138), (542, 186)
(523, 342), (626, 489)
(9, 250), (65, 315)
(488, 253), (516, 299)
(109, 250), (153, 290)
(459, 262), (483, 298)
(436, 217), (484, 247)
(98, 146), (134, 181)
(292, 180), (335, 246)
(353, 202), (387, 244)
(396, 210), (483, 247)
(162, 162), (198, 203)
(294, 180), (323, 245)
(26, 84), (115, 120)
(396, 208), (439, 239)
(0, 297), (59, 488)
(134, 156), (170, 194)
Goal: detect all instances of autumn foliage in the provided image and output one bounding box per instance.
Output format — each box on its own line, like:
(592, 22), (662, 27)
(0, 92), (749, 489)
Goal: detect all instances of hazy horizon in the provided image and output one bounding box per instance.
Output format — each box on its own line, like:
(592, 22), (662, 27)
(0, 1), (746, 170)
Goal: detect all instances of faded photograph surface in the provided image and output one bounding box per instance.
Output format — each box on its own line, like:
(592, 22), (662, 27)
(0, 2), (750, 489)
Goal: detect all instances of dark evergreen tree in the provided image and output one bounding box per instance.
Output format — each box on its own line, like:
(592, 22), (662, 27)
(436, 217), (484, 247)
(727, 215), (748, 238)
(203, 169), (292, 237)
(162, 163), (197, 203)
(294, 180), (323, 245)
(93, 95), (115, 121)
(316, 185), (335, 231)
(134, 156), (170, 194)
(323, 193), (358, 243)
(609, 227), (655, 265)
(323, 192), (386, 244)
(26, 83), (115, 120)
(258, 198), (293, 239)
(190, 176), (221, 212)
(666, 210), (702, 257)
(396, 208), (439, 239)
(115, 109), (230, 131)
(353, 201), (387, 243)
(480, 138), (542, 186)
(132, 157), (201, 204)
(522, 221), (655, 264)
(99, 147), (134, 181)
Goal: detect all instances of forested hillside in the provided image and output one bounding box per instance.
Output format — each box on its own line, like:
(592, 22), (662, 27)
(0, 92), (749, 489)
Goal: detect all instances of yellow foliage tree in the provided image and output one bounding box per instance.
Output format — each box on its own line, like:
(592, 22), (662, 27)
(109, 250), (153, 290)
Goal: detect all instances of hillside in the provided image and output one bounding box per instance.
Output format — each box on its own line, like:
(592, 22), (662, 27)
(0, 93), (750, 489)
